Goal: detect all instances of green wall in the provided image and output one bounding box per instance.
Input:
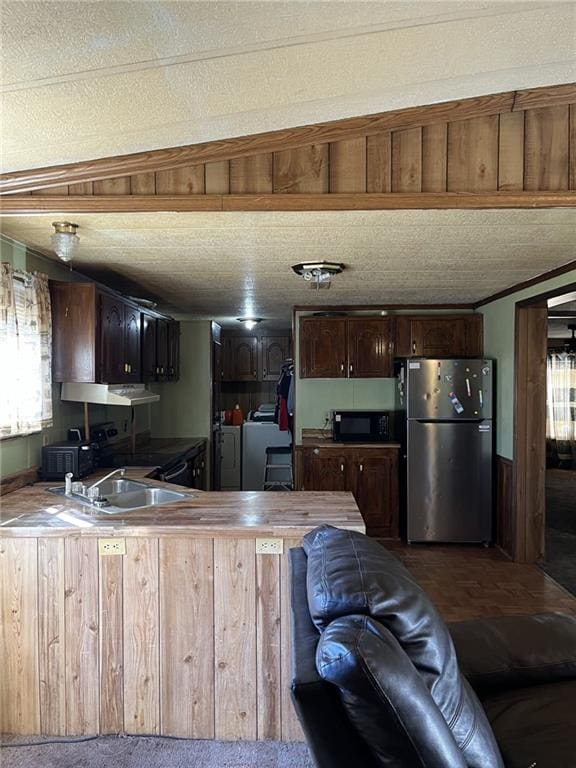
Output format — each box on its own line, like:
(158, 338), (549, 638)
(150, 320), (211, 439)
(0, 236), (149, 480)
(481, 268), (576, 460)
(296, 379), (397, 438)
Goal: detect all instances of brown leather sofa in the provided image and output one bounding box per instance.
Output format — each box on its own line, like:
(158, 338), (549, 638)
(290, 525), (576, 768)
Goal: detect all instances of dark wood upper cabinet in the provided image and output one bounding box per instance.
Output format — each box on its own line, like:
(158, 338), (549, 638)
(156, 319), (169, 378)
(99, 293), (126, 383)
(261, 336), (290, 381)
(411, 318), (464, 358)
(395, 315), (483, 358)
(462, 315), (483, 357)
(299, 317), (347, 378)
(346, 317), (393, 377)
(51, 282), (97, 382)
(167, 320), (180, 381)
(141, 313), (158, 381)
(300, 316), (392, 378)
(124, 305), (142, 382)
(223, 336), (259, 381)
(50, 281), (179, 384)
(141, 314), (180, 382)
(221, 331), (291, 382)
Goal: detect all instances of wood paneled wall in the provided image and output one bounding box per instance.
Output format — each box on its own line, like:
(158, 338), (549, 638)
(2, 86), (573, 203)
(0, 535), (303, 741)
(514, 304), (549, 564)
(221, 382), (277, 414)
(496, 456), (514, 559)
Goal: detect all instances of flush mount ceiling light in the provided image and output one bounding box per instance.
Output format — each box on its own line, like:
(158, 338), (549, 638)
(237, 317), (263, 331)
(51, 221), (80, 263)
(291, 261), (345, 290)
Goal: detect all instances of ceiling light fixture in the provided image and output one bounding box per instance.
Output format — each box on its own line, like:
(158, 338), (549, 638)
(291, 261), (345, 290)
(237, 317), (263, 331)
(51, 221), (80, 263)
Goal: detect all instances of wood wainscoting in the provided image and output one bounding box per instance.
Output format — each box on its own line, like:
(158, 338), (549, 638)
(496, 456), (515, 559)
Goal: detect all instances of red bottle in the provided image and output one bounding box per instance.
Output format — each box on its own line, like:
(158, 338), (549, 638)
(231, 404), (244, 426)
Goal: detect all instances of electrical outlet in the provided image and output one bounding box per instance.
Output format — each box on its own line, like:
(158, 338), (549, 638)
(98, 538), (126, 556)
(256, 538), (284, 555)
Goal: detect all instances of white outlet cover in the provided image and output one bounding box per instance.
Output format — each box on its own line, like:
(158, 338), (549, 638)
(256, 538), (284, 555)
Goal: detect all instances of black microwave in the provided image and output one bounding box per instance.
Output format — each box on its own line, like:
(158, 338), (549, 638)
(332, 410), (393, 442)
(41, 441), (95, 480)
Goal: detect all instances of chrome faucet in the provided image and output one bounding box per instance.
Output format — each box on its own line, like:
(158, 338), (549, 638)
(87, 467), (126, 494)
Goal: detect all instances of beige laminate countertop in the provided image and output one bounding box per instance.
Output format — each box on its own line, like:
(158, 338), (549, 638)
(0, 467), (364, 538)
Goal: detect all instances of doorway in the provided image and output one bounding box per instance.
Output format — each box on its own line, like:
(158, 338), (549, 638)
(513, 286), (576, 578)
(541, 296), (576, 593)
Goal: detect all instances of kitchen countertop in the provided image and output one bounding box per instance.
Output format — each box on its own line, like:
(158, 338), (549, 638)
(298, 428), (401, 448)
(101, 436), (206, 467)
(0, 467), (364, 538)
(298, 437), (401, 448)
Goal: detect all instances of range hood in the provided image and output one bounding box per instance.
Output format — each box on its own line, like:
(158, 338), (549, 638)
(61, 383), (160, 406)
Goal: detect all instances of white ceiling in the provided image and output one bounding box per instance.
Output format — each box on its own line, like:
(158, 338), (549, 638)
(2, 210), (575, 325)
(1, 2), (575, 325)
(1, 0), (574, 171)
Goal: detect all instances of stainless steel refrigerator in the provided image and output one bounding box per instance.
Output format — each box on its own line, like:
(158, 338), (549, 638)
(399, 358), (493, 543)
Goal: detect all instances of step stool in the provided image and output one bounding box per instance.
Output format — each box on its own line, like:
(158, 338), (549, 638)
(263, 446), (293, 491)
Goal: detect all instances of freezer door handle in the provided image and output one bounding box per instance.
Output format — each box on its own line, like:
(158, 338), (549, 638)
(414, 418), (487, 424)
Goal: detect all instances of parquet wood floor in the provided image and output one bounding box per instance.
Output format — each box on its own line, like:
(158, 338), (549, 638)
(384, 543), (576, 622)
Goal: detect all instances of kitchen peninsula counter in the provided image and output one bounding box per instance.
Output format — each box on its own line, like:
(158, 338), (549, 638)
(0, 471), (363, 742)
(0, 468), (362, 538)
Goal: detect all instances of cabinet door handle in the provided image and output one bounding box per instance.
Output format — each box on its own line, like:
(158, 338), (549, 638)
(340, 464), (345, 472)
(412, 341), (417, 354)
(359, 463), (363, 472)
(340, 362), (344, 373)
(128, 363), (132, 373)
(124, 363), (128, 373)
(160, 367), (164, 374)
(349, 363), (354, 374)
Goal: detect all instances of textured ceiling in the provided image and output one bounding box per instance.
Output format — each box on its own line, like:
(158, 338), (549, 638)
(2, 209), (575, 326)
(1, 1), (574, 171)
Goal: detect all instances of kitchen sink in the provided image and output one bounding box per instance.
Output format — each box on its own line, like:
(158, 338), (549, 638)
(48, 481), (189, 513)
(94, 479), (150, 495)
(103, 487), (188, 510)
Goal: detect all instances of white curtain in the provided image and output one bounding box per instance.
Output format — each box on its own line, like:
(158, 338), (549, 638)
(546, 351), (576, 465)
(0, 263), (53, 437)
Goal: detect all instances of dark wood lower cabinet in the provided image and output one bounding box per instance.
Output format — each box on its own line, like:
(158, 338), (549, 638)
(295, 445), (400, 538)
(352, 451), (399, 538)
(299, 451), (348, 492)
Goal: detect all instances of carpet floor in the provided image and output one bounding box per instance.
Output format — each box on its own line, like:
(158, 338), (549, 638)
(0, 735), (315, 768)
(541, 469), (576, 596)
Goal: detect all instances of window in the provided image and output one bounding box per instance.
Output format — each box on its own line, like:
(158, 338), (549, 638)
(0, 263), (53, 437)
(546, 351), (576, 468)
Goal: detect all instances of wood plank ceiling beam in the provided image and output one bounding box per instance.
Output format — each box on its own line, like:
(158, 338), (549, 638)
(2, 83), (574, 195)
(1, 191), (575, 214)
